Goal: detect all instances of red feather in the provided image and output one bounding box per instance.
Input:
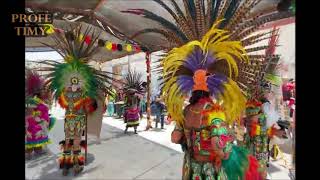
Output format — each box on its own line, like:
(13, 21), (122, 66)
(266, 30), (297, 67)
(26, 71), (44, 96)
(250, 122), (259, 137)
(245, 155), (261, 180)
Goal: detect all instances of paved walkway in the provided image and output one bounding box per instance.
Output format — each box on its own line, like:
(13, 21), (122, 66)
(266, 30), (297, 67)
(104, 115), (293, 180)
(26, 107), (293, 179)
(26, 118), (183, 179)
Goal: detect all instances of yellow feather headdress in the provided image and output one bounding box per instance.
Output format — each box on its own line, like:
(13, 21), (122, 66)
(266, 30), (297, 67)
(162, 20), (248, 127)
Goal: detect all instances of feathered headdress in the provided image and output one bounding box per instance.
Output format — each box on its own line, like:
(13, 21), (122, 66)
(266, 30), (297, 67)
(26, 69), (44, 97)
(122, 0), (294, 126)
(123, 70), (145, 95)
(263, 27), (281, 87)
(36, 25), (119, 99)
(247, 26), (281, 101)
(245, 99), (262, 116)
(122, 0), (294, 95)
(162, 21), (247, 126)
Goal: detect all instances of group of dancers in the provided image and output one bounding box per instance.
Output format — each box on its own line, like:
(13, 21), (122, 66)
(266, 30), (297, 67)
(25, 0), (295, 179)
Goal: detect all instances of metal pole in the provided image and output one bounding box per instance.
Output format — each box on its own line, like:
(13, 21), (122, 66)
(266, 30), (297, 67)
(145, 52), (152, 130)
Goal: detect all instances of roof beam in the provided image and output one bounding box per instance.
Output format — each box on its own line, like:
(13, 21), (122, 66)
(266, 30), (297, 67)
(26, 2), (144, 47)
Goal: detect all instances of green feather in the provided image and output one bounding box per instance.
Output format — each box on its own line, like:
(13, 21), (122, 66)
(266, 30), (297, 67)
(222, 145), (249, 180)
(264, 73), (281, 86)
(50, 60), (98, 99)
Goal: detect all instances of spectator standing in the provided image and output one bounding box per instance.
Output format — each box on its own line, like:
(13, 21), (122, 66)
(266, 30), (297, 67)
(154, 97), (166, 129)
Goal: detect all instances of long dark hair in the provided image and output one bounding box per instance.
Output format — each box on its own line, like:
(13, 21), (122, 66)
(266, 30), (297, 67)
(189, 90), (210, 105)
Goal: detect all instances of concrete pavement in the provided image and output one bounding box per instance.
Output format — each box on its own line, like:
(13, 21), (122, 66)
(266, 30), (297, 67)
(26, 106), (293, 179)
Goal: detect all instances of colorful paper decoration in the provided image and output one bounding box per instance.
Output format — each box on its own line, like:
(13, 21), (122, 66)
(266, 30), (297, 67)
(126, 44), (132, 52)
(78, 34), (84, 42)
(44, 24), (55, 34)
(135, 45), (141, 52)
(112, 43), (117, 51)
(84, 35), (91, 45)
(105, 41), (113, 50)
(98, 39), (105, 47)
(47, 24), (146, 53)
(117, 44), (123, 51)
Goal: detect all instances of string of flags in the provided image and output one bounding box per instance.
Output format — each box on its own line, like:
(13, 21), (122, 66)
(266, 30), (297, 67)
(45, 24), (148, 53)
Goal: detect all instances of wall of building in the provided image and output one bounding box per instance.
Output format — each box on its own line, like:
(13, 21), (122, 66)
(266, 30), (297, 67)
(250, 20), (295, 79)
(275, 23), (295, 79)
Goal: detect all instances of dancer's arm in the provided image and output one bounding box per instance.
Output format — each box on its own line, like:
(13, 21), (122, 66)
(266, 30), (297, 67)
(171, 125), (183, 144)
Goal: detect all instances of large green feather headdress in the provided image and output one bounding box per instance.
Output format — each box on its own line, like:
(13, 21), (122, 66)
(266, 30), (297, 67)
(37, 25), (117, 99)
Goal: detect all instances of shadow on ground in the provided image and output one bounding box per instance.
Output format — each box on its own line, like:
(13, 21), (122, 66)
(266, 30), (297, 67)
(28, 153), (96, 180)
(268, 162), (283, 174)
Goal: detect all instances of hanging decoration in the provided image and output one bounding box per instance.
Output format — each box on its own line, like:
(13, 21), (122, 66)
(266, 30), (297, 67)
(84, 35), (91, 45)
(112, 43), (117, 51)
(126, 44), (132, 52)
(105, 41), (113, 50)
(117, 44), (123, 51)
(134, 45), (141, 52)
(44, 24), (147, 53)
(98, 39), (105, 47)
(79, 34), (84, 41)
(44, 24), (55, 34)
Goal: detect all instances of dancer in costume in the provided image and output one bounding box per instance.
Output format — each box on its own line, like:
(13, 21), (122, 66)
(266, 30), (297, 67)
(123, 70), (145, 134)
(244, 95), (287, 178)
(123, 1), (294, 179)
(243, 26), (289, 178)
(25, 70), (56, 159)
(162, 24), (262, 178)
(244, 99), (272, 178)
(37, 26), (118, 176)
